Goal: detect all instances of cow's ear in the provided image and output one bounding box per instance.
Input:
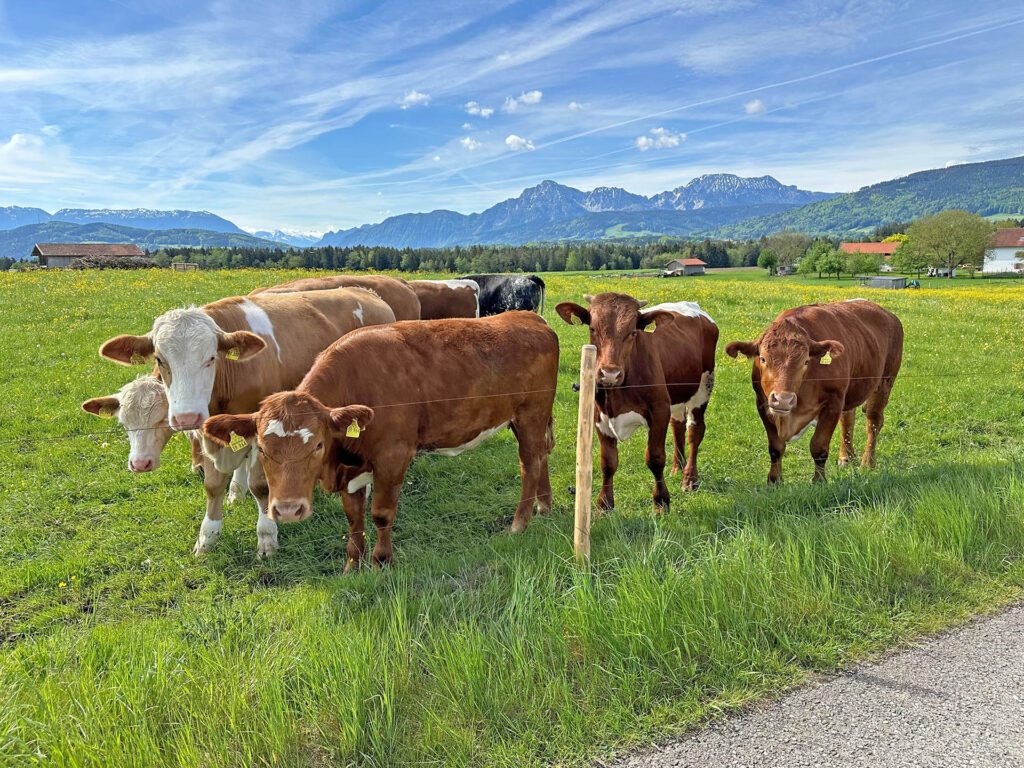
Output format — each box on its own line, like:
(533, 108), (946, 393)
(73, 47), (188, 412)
(638, 309), (674, 333)
(100, 334), (154, 366)
(555, 302), (591, 326)
(217, 330), (266, 361)
(82, 395), (120, 419)
(203, 413), (257, 446)
(329, 405), (375, 437)
(725, 341), (758, 359)
(810, 339), (844, 360)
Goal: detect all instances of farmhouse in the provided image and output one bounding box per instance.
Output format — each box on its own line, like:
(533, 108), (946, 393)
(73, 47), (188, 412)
(663, 257), (706, 276)
(983, 228), (1024, 273)
(840, 241), (900, 271)
(32, 243), (145, 269)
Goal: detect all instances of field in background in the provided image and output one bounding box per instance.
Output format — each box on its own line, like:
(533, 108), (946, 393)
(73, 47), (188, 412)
(1, 269), (1023, 767)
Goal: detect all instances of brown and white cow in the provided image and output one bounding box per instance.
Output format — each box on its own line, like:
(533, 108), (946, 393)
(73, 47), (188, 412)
(204, 312), (558, 568)
(724, 298), (903, 484)
(407, 279), (479, 319)
(557, 294), (717, 512)
(251, 274), (421, 320)
(97, 289), (395, 556)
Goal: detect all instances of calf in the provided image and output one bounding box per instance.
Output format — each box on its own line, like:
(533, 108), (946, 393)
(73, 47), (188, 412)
(556, 293), (717, 512)
(407, 279), (479, 319)
(250, 274), (421, 320)
(204, 312), (558, 567)
(459, 273), (545, 316)
(724, 298), (903, 484)
(97, 289), (396, 556)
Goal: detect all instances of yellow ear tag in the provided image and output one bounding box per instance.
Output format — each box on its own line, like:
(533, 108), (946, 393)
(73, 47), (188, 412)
(820, 352), (832, 366)
(130, 354), (146, 365)
(229, 432), (248, 452)
(98, 406), (114, 419)
(346, 420), (363, 439)
(225, 347), (240, 361)
(644, 321), (657, 333)
(570, 315), (583, 326)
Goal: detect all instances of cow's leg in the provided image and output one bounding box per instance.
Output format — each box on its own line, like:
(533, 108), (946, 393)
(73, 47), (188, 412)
(227, 460), (250, 504)
(369, 460), (411, 568)
(189, 436), (204, 474)
(248, 460), (278, 558)
(646, 411), (671, 512)
(755, 406), (787, 484)
(342, 487), (368, 572)
(837, 409), (856, 467)
(808, 406), (842, 483)
(681, 406), (707, 491)
(510, 422), (546, 533)
(669, 417), (687, 475)
(861, 385), (893, 469)
(536, 455), (553, 517)
(193, 457), (230, 555)
(595, 428), (618, 511)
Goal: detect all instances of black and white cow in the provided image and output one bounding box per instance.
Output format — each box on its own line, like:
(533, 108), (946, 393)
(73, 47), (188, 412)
(459, 274), (545, 316)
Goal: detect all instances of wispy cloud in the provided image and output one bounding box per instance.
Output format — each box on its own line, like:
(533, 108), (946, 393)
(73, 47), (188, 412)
(465, 101), (494, 118)
(460, 136), (483, 150)
(568, 101), (584, 112)
(744, 99), (766, 114)
(399, 90), (431, 109)
(502, 90), (543, 112)
(635, 127), (685, 151)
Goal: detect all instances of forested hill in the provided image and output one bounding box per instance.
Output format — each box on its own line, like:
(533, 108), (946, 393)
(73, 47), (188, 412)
(709, 155), (1024, 238)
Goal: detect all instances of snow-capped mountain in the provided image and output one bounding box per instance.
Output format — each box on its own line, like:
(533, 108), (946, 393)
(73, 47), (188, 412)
(51, 208), (245, 233)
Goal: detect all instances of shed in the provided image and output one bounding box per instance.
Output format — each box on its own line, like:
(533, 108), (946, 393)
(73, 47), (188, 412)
(171, 262), (199, 271)
(857, 275), (907, 290)
(32, 243), (144, 269)
(663, 258), (707, 276)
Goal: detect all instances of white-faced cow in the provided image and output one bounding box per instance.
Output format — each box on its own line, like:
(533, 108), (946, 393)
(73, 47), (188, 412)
(407, 279), (479, 319)
(556, 293), (717, 512)
(97, 289), (395, 556)
(459, 274), (545, 316)
(724, 298), (903, 484)
(250, 274), (421, 320)
(204, 312), (558, 568)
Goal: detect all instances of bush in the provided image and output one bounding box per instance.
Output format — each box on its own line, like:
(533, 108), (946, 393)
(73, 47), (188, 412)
(67, 255), (160, 270)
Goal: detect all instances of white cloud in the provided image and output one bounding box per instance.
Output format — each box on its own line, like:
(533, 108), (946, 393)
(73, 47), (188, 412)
(460, 137), (482, 151)
(462, 122), (473, 129)
(464, 101), (494, 118)
(744, 99), (766, 114)
(399, 90), (431, 109)
(502, 90), (543, 112)
(0, 132), (82, 182)
(635, 126), (685, 151)
(432, 155), (441, 162)
(568, 101), (584, 112)
(505, 134), (535, 151)
(41, 124), (61, 136)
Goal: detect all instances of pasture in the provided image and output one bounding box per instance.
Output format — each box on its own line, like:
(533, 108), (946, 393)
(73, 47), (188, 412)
(1, 268), (1023, 767)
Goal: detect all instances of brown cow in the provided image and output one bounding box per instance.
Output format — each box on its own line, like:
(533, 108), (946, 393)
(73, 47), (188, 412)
(97, 289), (396, 556)
(204, 312), (557, 567)
(724, 298), (903, 484)
(556, 294), (718, 512)
(251, 274), (421, 320)
(407, 279), (479, 319)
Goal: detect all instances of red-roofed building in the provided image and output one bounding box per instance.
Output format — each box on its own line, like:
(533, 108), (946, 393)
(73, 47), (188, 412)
(985, 228), (1024, 273)
(839, 242), (901, 257)
(664, 257), (707, 276)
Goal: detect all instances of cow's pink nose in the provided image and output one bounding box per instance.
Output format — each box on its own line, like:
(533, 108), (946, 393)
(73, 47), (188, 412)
(270, 499), (310, 522)
(598, 366), (624, 386)
(130, 457), (154, 472)
(769, 391), (797, 411)
(171, 412), (203, 430)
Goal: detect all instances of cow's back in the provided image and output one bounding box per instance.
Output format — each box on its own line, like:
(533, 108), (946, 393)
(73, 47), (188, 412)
(647, 304), (718, 403)
(408, 280), (479, 319)
(251, 274), (420, 321)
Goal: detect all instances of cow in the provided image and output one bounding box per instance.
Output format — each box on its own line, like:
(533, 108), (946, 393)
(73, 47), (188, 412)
(407, 279), (479, 319)
(556, 293), (717, 512)
(459, 273), (545, 316)
(250, 274), (421, 321)
(96, 289), (396, 556)
(82, 374), (172, 473)
(724, 298), (903, 484)
(203, 312), (558, 568)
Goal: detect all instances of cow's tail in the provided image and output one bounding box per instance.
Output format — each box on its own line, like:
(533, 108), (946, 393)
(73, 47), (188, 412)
(545, 417), (555, 455)
(535, 276), (546, 315)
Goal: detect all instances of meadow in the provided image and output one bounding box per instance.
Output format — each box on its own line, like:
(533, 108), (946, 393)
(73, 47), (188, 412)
(1, 268), (1023, 767)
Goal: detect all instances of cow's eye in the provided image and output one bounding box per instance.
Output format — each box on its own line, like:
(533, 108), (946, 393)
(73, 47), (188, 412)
(155, 357), (164, 367)
(255, 444), (264, 454)
(758, 356), (765, 364)
(316, 442), (323, 452)
(804, 359), (810, 366)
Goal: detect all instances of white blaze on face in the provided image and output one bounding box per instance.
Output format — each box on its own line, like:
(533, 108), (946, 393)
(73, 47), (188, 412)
(116, 377), (174, 470)
(152, 308), (221, 424)
(263, 419), (314, 444)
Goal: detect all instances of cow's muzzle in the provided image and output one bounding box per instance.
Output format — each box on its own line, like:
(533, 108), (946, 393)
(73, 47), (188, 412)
(768, 391), (797, 415)
(598, 366), (625, 387)
(269, 498), (312, 523)
(171, 412), (204, 431)
(129, 457), (157, 472)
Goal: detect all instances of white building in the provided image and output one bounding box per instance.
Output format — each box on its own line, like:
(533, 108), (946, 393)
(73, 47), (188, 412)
(985, 228), (1024, 273)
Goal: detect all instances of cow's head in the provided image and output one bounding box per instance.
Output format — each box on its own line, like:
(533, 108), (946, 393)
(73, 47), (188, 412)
(203, 392), (374, 524)
(100, 308), (265, 431)
(82, 375), (173, 472)
(556, 292), (676, 387)
(725, 319), (844, 416)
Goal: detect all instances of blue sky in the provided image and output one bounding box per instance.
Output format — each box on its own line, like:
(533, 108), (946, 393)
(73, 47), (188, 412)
(0, 0), (1022, 234)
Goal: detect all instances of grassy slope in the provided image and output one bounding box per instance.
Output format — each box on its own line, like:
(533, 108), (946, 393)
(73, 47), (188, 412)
(1, 269), (1023, 767)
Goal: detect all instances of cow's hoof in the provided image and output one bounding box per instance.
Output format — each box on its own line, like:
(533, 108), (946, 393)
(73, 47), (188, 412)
(682, 474), (698, 491)
(256, 541), (278, 559)
(344, 557), (358, 574)
(837, 457), (850, 467)
(192, 539), (211, 557)
(509, 518), (529, 534)
(226, 486), (244, 504)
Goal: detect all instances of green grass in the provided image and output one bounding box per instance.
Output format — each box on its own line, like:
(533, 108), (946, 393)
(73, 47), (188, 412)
(1, 268), (1023, 767)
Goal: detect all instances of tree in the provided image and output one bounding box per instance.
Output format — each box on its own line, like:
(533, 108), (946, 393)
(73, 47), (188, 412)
(904, 210), (994, 278)
(889, 241), (929, 277)
(764, 230), (812, 270)
(801, 240), (835, 278)
(881, 233), (908, 243)
(817, 251), (846, 279)
(757, 249), (778, 276)
(845, 250), (882, 276)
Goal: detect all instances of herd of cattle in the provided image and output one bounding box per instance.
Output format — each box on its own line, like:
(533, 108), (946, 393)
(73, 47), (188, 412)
(82, 271), (903, 567)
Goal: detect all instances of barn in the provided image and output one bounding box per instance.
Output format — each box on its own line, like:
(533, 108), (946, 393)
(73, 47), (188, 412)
(983, 228), (1024, 273)
(32, 243), (145, 269)
(663, 257), (707, 276)
(839, 241), (901, 271)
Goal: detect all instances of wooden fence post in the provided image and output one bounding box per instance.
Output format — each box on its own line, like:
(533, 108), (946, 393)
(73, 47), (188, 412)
(574, 344), (597, 563)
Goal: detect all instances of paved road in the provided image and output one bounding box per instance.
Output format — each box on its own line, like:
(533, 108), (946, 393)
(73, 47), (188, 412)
(612, 603), (1024, 768)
